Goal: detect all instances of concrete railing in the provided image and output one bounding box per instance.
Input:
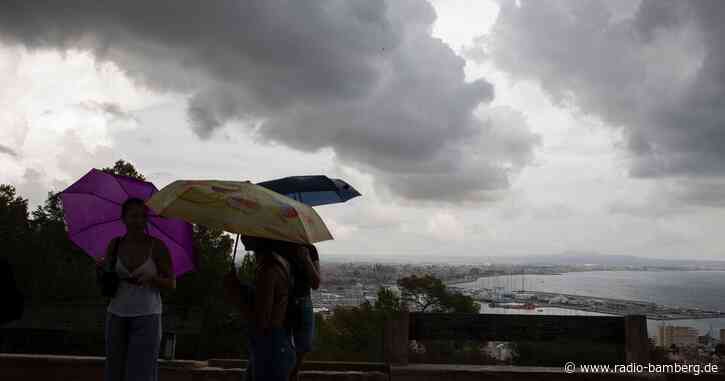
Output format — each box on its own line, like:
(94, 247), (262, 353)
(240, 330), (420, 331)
(381, 312), (724, 379)
(0, 354), (389, 381)
(207, 358), (388, 372)
(2, 354), (723, 380)
(383, 312), (650, 365)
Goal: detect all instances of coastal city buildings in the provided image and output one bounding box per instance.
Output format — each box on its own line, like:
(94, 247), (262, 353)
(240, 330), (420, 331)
(657, 325), (699, 348)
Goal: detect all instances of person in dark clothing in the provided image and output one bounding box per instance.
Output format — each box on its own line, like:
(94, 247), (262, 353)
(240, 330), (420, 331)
(280, 244), (320, 381)
(0, 258), (24, 326)
(225, 236), (296, 381)
(223, 238), (319, 381)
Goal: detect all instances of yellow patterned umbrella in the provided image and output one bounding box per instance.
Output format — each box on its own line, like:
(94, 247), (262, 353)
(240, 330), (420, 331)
(146, 180), (333, 244)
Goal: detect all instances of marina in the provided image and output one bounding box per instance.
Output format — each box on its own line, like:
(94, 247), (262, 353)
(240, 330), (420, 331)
(453, 287), (725, 320)
(450, 270), (725, 321)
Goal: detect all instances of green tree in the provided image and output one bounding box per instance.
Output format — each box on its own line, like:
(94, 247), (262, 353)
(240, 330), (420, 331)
(0, 185), (32, 295)
(313, 302), (385, 362)
(0, 185), (30, 244)
(29, 191), (96, 300)
(374, 287), (401, 317)
(441, 291), (480, 314)
(313, 274), (483, 363)
(398, 274), (480, 313)
(101, 159), (146, 180)
(398, 274), (447, 312)
(31, 191), (64, 226)
(165, 225), (240, 359)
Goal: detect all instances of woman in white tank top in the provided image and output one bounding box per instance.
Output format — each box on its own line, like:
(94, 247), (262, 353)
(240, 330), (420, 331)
(96, 198), (175, 381)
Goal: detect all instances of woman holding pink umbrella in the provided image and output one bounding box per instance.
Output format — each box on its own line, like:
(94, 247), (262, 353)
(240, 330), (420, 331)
(62, 169), (194, 381)
(96, 198), (176, 381)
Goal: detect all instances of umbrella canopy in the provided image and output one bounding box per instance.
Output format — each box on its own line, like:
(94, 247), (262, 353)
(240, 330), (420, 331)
(60, 169), (196, 277)
(257, 176), (361, 207)
(146, 180), (333, 244)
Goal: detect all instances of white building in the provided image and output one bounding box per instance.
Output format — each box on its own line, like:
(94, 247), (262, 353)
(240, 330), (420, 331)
(657, 325), (698, 348)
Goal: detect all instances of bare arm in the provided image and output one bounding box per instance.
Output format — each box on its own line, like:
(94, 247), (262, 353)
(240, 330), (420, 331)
(149, 238), (176, 290)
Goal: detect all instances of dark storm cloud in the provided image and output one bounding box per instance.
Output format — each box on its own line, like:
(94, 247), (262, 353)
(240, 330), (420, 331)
(0, 0), (538, 201)
(481, 0), (725, 206)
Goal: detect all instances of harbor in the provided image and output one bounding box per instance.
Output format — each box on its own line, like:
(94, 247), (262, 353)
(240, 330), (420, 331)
(452, 286), (725, 320)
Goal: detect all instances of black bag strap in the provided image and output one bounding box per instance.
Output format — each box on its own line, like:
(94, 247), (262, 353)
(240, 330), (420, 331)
(109, 235), (124, 268)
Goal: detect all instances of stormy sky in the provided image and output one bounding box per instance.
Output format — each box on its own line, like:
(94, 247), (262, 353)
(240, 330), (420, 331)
(1, 0), (724, 261)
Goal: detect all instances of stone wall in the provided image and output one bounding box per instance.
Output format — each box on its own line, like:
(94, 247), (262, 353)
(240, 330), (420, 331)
(3, 354), (723, 381)
(0, 354), (388, 381)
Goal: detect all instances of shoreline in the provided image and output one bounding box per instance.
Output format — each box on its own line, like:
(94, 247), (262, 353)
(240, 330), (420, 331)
(447, 268), (725, 287)
(452, 286), (725, 321)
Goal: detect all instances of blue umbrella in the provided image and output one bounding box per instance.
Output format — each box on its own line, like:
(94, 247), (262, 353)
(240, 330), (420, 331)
(257, 175), (361, 207)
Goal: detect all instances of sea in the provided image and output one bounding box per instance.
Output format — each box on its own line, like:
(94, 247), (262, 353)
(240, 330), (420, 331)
(457, 270), (725, 338)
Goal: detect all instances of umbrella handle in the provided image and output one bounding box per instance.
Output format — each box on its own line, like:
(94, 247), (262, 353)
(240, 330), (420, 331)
(231, 233), (240, 270)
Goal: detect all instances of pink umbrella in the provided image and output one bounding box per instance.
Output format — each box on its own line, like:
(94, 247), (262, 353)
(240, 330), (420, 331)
(60, 169), (195, 277)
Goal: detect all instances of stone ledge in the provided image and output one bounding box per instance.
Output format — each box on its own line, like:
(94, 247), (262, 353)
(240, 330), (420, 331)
(0, 353), (389, 381)
(0, 353), (208, 368)
(300, 371), (389, 381)
(208, 358), (388, 372)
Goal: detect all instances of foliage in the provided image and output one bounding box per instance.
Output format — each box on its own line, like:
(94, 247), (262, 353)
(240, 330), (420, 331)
(101, 159), (146, 181)
(313, 279), (482, 362)
(440, 291), (480, 314)
(313, 302), (386, 362)
(397, 274), (480, 313)
(168, 225), (242, 359)
(1, 185), (98, 301)
(374, 287), (401, 317)
(398, 274), (447, 312)
(0, 185), (29, 246)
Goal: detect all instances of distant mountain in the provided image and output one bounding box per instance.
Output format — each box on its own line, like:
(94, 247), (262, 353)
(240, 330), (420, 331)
(491, 251), (725, 268)
(323, 251), (725, 268)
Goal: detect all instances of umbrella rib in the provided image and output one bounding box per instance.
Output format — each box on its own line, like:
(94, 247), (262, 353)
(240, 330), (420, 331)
(68, 217), (121, 238)
(114, 175), (158, 197)
(61, 191), (124, 207)
(147, 219), (189, 251)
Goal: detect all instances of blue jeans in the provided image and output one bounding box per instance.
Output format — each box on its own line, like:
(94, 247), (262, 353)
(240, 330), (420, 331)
(105, 313), (161, 381)
(247, 328), (295, 381)
(293, 296), (315, 353)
